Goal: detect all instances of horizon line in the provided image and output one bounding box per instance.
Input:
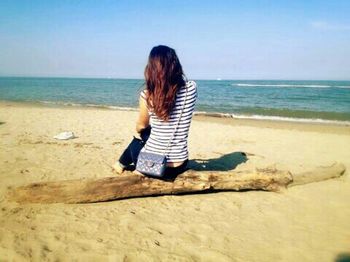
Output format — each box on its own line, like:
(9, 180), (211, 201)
(0, 75), (349, 82)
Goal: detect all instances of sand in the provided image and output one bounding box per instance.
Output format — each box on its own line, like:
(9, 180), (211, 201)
(0, 101), (349, 261)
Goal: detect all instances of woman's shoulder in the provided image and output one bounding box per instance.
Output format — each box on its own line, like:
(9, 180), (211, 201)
(186, 80), (197, 89)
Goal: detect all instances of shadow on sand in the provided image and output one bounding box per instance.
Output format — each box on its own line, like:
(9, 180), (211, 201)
(188, 151), (248, 172)
(160, 151), (248, 181)
(335, 253), (350, 262)
(0, 122), (5, 125)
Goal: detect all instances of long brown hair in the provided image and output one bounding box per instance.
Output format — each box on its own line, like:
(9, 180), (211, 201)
(144, 45), (186, 121)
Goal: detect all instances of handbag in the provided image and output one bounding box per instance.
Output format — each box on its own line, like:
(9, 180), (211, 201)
(136, 84), (188, 178)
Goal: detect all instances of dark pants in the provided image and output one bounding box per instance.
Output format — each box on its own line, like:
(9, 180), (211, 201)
(119, 126), (188, 179)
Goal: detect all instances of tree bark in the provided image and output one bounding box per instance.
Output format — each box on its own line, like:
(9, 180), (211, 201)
(8, 163), (345, 204)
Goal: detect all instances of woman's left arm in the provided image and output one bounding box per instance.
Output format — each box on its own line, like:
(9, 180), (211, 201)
(136, 94), (150, 134)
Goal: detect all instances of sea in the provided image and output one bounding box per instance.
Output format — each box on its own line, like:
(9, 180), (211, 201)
(0, 77), (349, 125)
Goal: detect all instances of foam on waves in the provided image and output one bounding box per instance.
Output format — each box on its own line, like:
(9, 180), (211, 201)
(38, 100), (138, 112)
(232, 83), (350, 89)
(194, 111), (350, 126)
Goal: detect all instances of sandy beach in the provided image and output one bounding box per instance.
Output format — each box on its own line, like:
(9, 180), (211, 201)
(0, 101), (349, 261)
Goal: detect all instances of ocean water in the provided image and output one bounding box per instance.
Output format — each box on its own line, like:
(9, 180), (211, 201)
(0, 77), (349, 125)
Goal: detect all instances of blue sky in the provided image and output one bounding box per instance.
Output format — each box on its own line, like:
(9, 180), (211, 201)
(0, 0), (349, 80)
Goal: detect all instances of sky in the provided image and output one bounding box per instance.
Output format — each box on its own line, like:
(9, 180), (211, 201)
(0, 0), (349, 80)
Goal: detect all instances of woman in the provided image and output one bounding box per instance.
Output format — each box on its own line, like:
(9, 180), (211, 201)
(113, 45), (197, 177)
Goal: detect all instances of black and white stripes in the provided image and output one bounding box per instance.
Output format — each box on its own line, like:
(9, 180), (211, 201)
(141, 81), (197, 162)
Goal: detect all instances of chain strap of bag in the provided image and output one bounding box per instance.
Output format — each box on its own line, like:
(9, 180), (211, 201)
(163, 83), (188, 156)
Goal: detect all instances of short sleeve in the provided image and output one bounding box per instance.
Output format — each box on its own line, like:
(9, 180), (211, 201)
(140, 89), (147, 101)
(187, 80), (197, 98)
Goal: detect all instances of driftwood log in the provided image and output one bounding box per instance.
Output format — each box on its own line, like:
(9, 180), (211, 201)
(9, 162), (345, 204)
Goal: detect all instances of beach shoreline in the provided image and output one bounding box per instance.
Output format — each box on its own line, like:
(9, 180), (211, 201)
(0, 100), (350, 261)
(1, 100), (349, 133)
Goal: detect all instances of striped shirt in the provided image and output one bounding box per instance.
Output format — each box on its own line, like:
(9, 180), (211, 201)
(140, 81), (197, 162)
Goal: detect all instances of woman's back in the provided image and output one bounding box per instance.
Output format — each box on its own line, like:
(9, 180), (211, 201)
(114, 45), (195, 175)
(141, 80), (197, 163)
